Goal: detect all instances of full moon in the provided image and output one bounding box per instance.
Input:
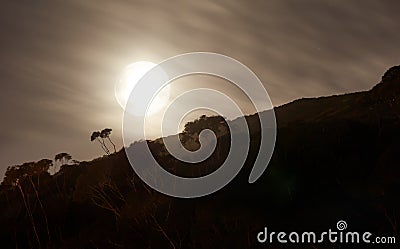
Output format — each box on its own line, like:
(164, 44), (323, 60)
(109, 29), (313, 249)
(115, 61), (170, 116)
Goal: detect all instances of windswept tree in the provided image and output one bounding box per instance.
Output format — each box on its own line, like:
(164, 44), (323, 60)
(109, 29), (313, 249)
(91, 131), (110, 155)
(100, 128), (116, 153)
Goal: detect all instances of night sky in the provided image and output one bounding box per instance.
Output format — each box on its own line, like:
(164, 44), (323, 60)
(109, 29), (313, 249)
(1, 0), (399, 178)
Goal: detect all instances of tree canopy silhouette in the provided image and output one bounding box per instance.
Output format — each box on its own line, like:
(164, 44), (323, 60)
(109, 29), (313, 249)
(100, 128), (116, 153)
(54, 152), (72, 165)
(91, 128), (116, 155)
(2, 159), (53, 186)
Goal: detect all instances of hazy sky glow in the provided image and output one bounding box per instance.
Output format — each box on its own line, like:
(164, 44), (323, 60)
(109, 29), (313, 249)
(1, 0), (399, 177)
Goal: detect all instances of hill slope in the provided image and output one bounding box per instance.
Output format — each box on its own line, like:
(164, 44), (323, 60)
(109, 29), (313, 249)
(0, 66), (399, 249)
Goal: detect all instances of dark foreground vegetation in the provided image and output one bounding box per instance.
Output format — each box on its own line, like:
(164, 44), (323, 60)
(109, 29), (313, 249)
(1, 66), (400, 248)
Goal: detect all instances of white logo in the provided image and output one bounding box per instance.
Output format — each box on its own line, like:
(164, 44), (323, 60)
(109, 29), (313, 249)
(337, 220), (347, 231)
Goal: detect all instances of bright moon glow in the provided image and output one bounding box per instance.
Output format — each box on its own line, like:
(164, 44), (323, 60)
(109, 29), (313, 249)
(115, 61), (170, 116)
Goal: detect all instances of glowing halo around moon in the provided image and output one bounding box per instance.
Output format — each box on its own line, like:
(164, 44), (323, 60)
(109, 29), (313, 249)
(115, 61), (170, 116)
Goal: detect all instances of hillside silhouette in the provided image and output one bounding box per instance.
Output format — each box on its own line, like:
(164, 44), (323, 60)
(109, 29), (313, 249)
(0, 66), (399, 248)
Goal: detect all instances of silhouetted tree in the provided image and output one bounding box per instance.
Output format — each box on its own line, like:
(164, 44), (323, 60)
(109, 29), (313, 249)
(8, 159), (53, 246)
(2, 159), (52, 186)
(91, 131), (110, 155)
(2, 166), (20, 186)
(101, 128), (116, 153)
(52, 153), (72, 175)
(54, 153), (72, 165)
